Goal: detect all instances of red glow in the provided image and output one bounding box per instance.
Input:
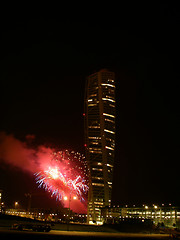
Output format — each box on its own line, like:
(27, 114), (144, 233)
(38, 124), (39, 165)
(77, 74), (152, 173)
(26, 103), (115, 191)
(35, 151), (88, 207)
(0, 132), (88, 213)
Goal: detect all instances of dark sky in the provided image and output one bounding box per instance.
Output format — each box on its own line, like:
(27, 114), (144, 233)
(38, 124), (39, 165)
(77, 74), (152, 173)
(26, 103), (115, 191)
(0, 4), (180, 209)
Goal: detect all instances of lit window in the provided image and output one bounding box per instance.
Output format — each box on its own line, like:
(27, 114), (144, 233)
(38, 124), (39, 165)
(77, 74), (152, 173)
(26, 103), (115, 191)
(104, 129), (115, 134)
(105, 118), (115, 123)
(101, 83), (115, 88)
(92, 176), (103, 180)
(97, 162), (102, 165)
(89, 148), (102, 151)
(89, 94), (97, 97)
(89, 150), (102, 154)
(108, 79), (114, 82)
(102, 98), (115, 103)
(92, 168), (103, 171)
(106, 95), (114, 99)
(105, 146), (114, 151)
(89, 137), (101, 139)
(88, 103), (97, 107)
(103, 113), (115, 118)
(92, 183), (104, 187)
(94, 202), (104, 205)
(106, 164), (113, 167)
(91, 142), (99, 145)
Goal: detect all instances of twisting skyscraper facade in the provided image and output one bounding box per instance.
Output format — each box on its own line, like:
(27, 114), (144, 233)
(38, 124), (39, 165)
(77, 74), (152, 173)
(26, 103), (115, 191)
(84, 69), (116, 224)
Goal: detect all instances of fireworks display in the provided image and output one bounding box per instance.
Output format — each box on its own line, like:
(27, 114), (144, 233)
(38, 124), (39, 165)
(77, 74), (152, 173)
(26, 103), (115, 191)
(34, 150), (89, 203)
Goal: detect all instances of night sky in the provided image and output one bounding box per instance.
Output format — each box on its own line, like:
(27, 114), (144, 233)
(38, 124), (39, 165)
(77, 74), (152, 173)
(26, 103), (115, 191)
(0, 4), (180, 209)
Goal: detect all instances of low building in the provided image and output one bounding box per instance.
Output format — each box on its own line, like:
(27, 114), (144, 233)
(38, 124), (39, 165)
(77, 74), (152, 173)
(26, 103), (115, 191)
(101, 204), (180, 228)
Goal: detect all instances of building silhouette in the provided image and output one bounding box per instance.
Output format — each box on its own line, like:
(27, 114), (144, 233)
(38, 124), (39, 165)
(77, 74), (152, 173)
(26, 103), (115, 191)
(84, 69), (116, 224)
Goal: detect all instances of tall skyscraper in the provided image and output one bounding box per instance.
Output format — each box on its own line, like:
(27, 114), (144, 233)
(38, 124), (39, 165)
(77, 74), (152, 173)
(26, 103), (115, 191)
(84, 69), (116, 224)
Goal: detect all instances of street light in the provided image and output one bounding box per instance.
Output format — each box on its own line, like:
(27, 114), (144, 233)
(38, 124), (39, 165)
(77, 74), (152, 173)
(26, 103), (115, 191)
(15, 201), (18, 209)
(64, 193), (77, 231)
(64, 196), (68, 201)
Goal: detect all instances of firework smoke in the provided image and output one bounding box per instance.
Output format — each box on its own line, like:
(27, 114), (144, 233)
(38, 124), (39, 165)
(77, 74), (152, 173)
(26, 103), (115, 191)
(0, 132), (88, 212)
(0, 132), (52, 173)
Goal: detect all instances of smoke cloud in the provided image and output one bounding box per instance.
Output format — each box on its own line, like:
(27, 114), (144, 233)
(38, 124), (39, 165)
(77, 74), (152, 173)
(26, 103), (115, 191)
(0, 132), (52, 173)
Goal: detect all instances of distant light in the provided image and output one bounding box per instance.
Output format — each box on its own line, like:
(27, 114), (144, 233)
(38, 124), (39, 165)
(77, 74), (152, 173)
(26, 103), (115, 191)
(145, 206), (148, 209)
(154, 205), (158, 209)
(64, 196), (68, 201)
(73, 196), (77, 200)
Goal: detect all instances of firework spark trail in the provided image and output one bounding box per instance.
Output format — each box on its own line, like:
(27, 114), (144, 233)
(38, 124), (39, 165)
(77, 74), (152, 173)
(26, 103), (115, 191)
(0, 132), (88, 212)
(34, 150), (89, 202)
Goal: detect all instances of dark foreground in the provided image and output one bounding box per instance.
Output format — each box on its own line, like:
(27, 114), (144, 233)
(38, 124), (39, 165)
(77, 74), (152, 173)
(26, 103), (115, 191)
(0, 228), (170, 240)
(0, 215), (175, 239)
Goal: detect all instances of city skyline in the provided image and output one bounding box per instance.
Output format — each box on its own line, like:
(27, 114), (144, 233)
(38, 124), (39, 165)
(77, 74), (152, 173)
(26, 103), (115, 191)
(0, 5), (180, 209)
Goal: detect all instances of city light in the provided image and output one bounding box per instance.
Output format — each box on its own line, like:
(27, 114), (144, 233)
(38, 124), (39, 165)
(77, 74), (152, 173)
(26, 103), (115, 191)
(15, 201), (18, 209)
(64, 195), (77, 201)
